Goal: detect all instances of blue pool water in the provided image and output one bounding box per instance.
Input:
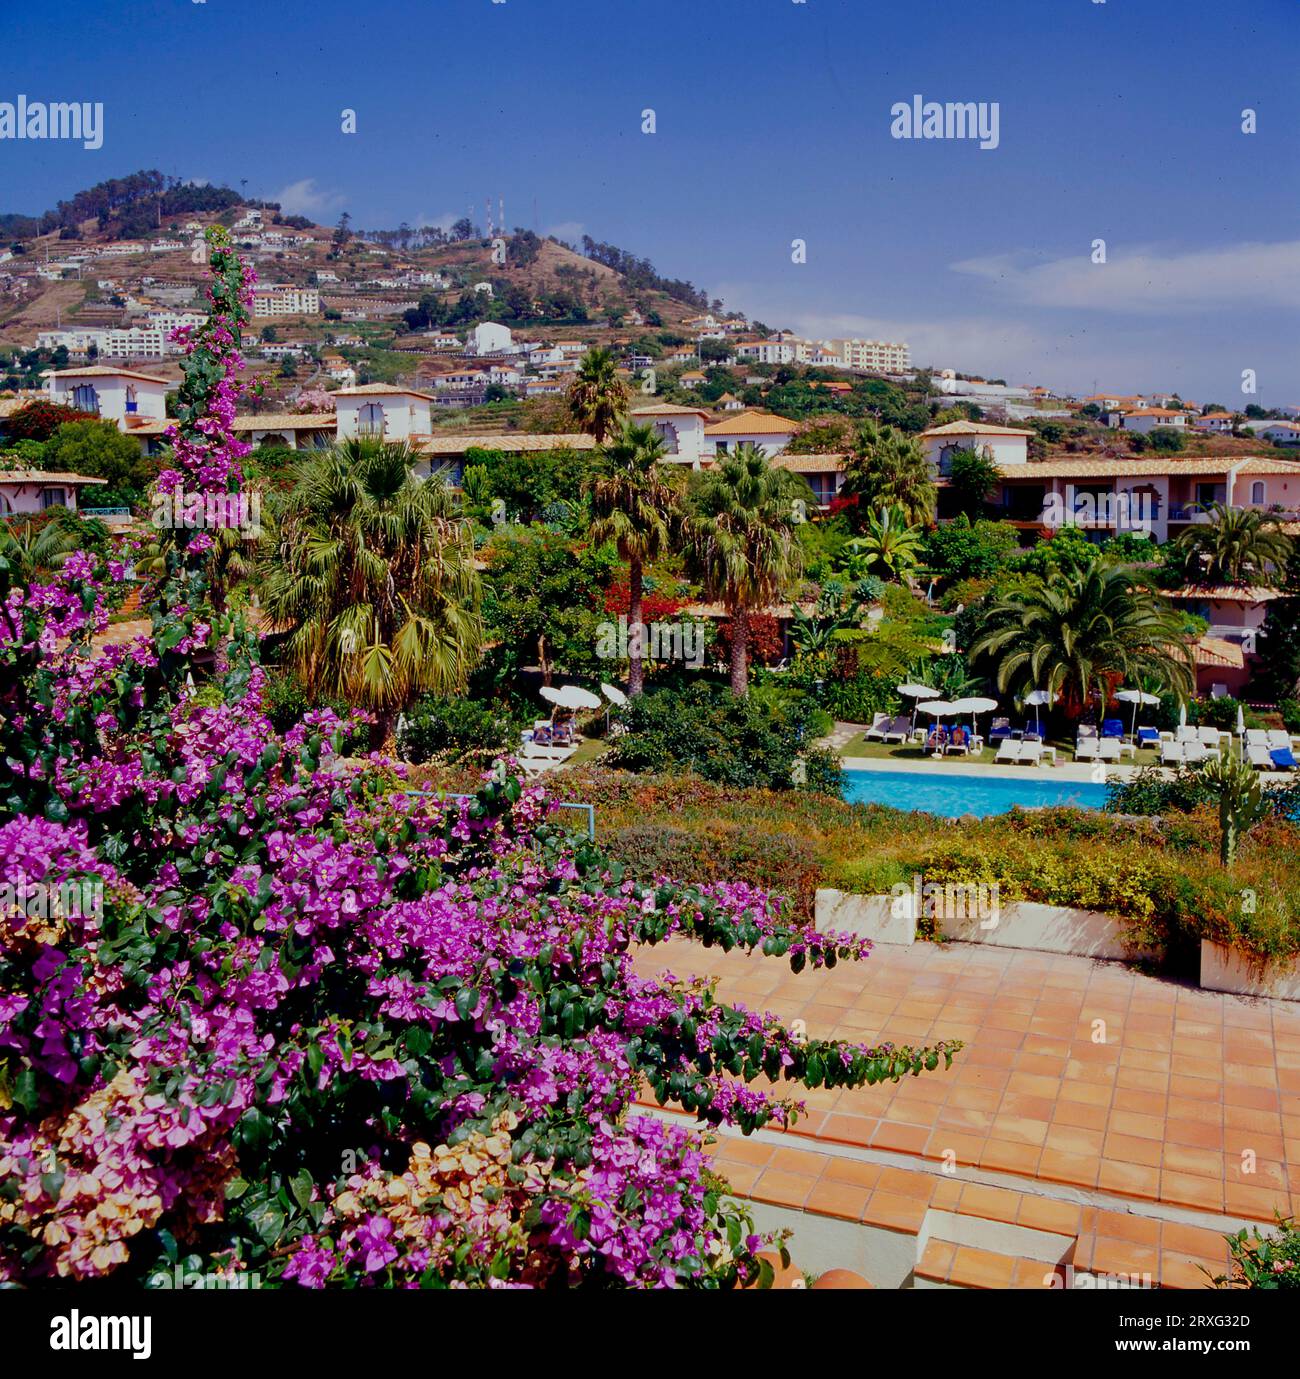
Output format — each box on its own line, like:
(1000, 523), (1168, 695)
(842, 767), (1109, 818)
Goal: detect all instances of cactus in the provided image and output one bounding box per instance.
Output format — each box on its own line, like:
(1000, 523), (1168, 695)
(1199, 753), (1263, 867)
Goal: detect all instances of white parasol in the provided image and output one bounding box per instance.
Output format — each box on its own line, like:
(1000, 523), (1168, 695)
(898, 682), (939, 731)
(949, 695), (999, 739)
(1114, 688), (1160, 739)
(1024, 688), (1058, 735)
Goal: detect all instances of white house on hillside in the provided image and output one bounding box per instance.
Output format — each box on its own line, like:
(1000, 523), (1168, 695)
(1116, 408), (1189, 435)
(703, 410), (799, 457)
(919, 420), (1032, 472)
(629, 403), (711, 466)
(43, 366), (170, 431)
(468, 322), (515, 356)
(334, 385), (434, 442)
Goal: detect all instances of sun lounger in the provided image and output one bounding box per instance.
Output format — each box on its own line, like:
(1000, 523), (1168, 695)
(882, 715), (913, 743)
(1136, 725), (1160, 749)
(1247, 742), (1273, 770)
(1198, 726), (1223, 749)
(1175, 726), (1198, 745)
(1161, 741), (1185, 767)
(517, 739), (577, 777)
(987, 717), (1013, 744)
(1019, 741), (1044, 765)
(1101, 718), (1125, 740)
(1245, 729), (1269, 749)
(862, 712), (893, 742)
(1075, 737), (1099, 762)
(1267, 730), (1294, 753)
(1272, 747), (1298, 770)
(1097, 738), (1122, 763)
(945, 727), (972, 756)
(995, 739), (1023, 764)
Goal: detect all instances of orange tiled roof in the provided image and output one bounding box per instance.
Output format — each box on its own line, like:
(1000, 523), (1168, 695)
(1165, 585), (1283, 604)
(703, 410), (799, 436)
(42, 366), (171, 384)
(0, 470), (108, 485)
(1191, 636), (1246, 669)
(335, 384), (437, 401)
(920, 421), (1034, 438)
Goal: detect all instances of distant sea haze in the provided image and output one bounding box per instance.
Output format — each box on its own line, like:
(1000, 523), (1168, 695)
(0, 96), (103, 150)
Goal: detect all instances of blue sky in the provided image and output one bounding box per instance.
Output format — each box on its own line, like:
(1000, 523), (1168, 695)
(4, 0), (1299, 402)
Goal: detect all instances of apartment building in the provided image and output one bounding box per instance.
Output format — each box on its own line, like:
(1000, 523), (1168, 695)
(252, 286), (321, 317)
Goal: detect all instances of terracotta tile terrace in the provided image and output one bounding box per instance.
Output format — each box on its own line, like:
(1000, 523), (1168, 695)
(635, 937), (1300, 1288)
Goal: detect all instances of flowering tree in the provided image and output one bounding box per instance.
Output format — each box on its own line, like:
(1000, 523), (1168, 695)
(0, 241), (960, 1288)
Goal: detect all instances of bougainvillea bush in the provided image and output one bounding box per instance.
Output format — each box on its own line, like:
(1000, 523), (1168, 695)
(0, 234), (958, 1289)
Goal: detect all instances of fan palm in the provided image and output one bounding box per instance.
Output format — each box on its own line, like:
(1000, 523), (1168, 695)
(844, 505), (923, 582)
(0, 510), (106, 591)
(1175, 503), (1292, 586)
(566, 347), (630, 443)
(842, 419), (936, 527)
(684, 443), (806, 697)
(583, 421), (680, 695)
(259, 439), (483, 747)
(969, 557), (1194, 714)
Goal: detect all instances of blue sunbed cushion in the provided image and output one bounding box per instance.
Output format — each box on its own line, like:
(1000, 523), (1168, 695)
(1137, 728), (1159, 744)
(1271, 748), (1297, 769)
(1102, 719), (1124, 738)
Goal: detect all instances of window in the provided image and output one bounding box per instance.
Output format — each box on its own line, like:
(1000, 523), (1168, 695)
(1251, 481), (1266, 505)
(40, 488), (67, 509)
(125, 385), (138, 415)
(72, 385), (100, 413)
(357, 403), (385, 437)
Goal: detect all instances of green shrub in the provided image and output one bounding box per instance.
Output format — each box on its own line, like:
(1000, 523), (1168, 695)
(397, 695), (516, 763)
(1105, 766), (1211, 816)
(608, 682), (832, 791)
(601, 822), (820, 919)
(1214, 1216), (1300, 1289)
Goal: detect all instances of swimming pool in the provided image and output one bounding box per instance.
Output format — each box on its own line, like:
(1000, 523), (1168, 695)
(841, 767), (1109, 818)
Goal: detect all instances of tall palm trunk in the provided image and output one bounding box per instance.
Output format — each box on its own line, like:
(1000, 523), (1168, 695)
(627, 557), (645, 696)
(729, 606), (749, 697)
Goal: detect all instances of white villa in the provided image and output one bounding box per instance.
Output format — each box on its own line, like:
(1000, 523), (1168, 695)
(0, 470), (108, 516)
(468, 323), (514, 355)
(43, 366), (170, 430)
(334, 385), (434, 442)
(920, 420), (1033, 472)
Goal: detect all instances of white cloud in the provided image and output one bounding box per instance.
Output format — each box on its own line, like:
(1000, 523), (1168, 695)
(271, 179), (345, 219)
(950, 240), (1300, 313)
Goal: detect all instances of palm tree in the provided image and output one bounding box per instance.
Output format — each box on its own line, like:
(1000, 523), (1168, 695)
(1176, 503), (1292, 586)
(684, 443), (806, 697)
(969, 556), (1194, 715)
(259, 439), (483, 747)
(842, 419), (936, 527)
(583, 421), (680, 695)
(567, 347), (630, 444)
(0, 510), (107, 591)
(844, 505), (923, 582)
